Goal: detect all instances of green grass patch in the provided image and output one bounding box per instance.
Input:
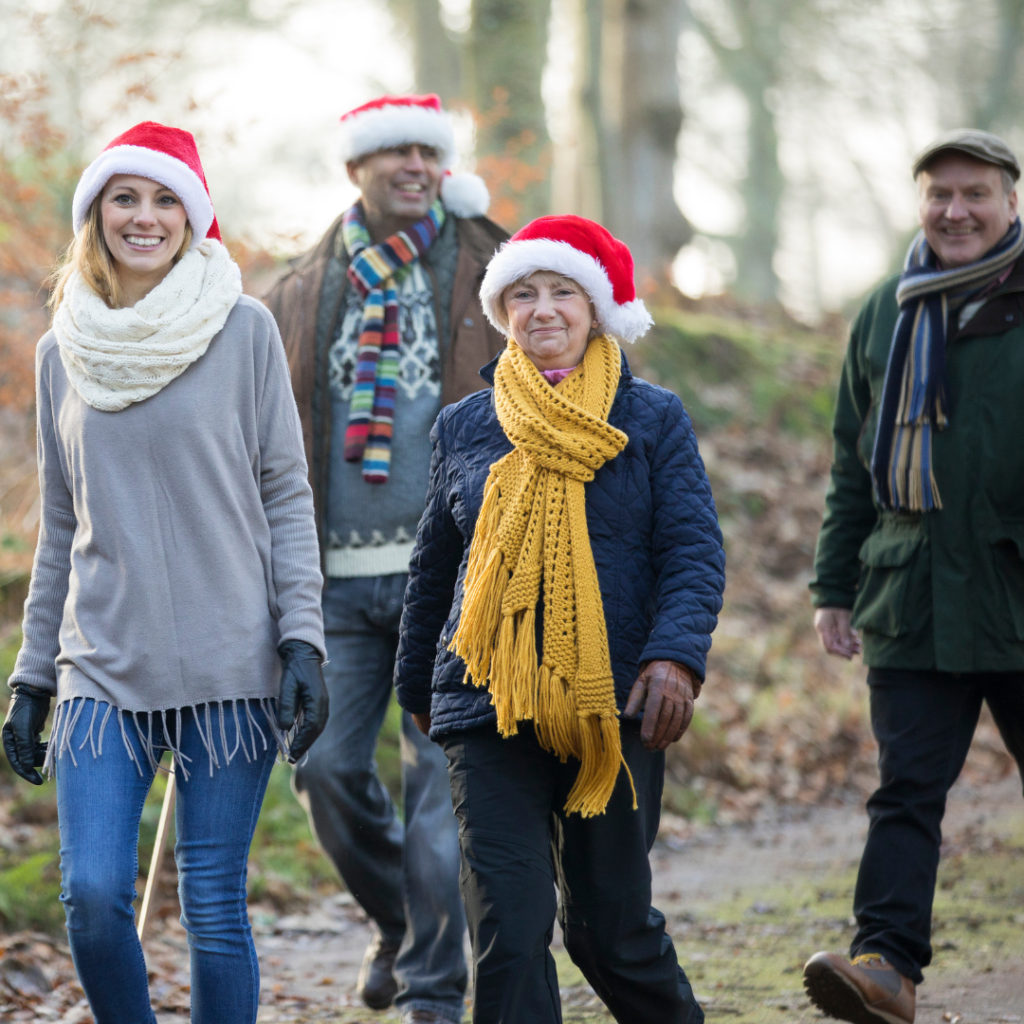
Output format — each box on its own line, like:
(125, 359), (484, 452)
(375, 691), (403, 805)
(634, 307), (844, 437)
(0, 851), (64, 932)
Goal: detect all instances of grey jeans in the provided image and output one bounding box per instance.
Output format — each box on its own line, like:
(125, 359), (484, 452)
(293, 574), (467, 1021)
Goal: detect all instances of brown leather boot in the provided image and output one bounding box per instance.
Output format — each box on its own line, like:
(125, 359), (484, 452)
(803, 952), (916, 1024)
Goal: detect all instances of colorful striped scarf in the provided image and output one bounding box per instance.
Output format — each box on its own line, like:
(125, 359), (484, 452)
(341, 199), (445, 483)
(871, 218), (1024, 511)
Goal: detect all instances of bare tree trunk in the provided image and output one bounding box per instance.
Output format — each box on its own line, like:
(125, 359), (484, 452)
(688, 0), (786, 304)
(467, 0), (553, 225)
(549, 0), (604, 219)
(973, 0), (1024, 129)
(390, 0), (463, 100)
(598, 0), (691, 287)
(733, 54), (783, 304)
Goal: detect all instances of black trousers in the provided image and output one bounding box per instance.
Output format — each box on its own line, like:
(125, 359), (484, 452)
(852, 668), (1024, 984)
(441, 721), (703, 1024)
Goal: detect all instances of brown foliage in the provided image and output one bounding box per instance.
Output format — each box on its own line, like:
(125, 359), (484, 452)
(470, 90), (551, 230)
(0, 74), (75, 416)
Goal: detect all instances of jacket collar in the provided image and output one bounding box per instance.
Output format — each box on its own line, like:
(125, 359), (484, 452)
(953, 256), (1024, 340)
(478, 346), (634, 387)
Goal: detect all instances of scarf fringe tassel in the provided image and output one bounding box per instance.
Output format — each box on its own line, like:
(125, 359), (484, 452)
(453, 546), (636, 819)
(42, 696), (292, 781)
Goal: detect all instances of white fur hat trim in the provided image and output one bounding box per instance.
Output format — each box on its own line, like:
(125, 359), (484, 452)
(340, 105), (457, 169)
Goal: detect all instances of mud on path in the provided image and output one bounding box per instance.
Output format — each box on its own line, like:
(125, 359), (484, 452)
(2, 773), (1021, 1024)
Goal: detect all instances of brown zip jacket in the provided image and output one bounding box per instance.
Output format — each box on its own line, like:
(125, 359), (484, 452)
(263, 213), (509, 550)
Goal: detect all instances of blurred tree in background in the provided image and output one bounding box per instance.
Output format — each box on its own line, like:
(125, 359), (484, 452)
(679, 0), (1024, 312)
(684, 0), (792, 304)
(7, 0), (1024, 336)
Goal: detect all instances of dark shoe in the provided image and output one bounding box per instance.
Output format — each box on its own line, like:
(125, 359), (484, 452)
(803, 952), (915, 1024)
(356, 931), (401, 1010)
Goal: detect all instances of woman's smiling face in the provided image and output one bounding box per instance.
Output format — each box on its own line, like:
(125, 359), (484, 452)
(100, 174), (189, 283)
(503, 271), (597, 371)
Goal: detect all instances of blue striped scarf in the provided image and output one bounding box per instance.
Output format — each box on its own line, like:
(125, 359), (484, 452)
(870, 218), (1024, 511)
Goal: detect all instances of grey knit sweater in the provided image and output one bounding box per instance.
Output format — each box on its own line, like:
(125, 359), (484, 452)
(11, 296), (325, 744)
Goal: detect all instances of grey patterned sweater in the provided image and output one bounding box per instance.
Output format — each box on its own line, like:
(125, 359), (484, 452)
(324, 212), (459, 578)
(10, 296), (325, 767)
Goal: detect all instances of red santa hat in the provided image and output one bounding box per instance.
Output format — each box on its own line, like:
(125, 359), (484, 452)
(339, 94), (490, 219)
(479, 215), (654, 342)
(72, 122), (220, 246)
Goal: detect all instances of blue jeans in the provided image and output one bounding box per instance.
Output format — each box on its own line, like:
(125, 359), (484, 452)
(293, 574), (467, 1021)
(55, 698), (278, 1024)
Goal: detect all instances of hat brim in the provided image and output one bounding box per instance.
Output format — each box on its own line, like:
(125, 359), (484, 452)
(912, 135), (1021, 181)
(479, 238), (653, 343)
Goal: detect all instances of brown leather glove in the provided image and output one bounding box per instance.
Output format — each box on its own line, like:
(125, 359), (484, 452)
(623, 660), (701, 752)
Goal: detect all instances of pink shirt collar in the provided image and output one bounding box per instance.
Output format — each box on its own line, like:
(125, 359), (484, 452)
(540, 366), (577, 385)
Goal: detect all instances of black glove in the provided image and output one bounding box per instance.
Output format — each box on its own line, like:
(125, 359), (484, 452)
(2, 686), (51, 785)
(277, 640), (329, 763)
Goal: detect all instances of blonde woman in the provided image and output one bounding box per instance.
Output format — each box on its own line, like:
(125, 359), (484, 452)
(394, 215), (725, 1023)
(1, 122), (327, 1024)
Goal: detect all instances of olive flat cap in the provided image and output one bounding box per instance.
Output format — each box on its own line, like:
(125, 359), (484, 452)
(913, 129), (1021, 180)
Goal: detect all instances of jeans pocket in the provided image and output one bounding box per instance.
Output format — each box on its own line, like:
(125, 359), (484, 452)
(371, 572), (409, 625)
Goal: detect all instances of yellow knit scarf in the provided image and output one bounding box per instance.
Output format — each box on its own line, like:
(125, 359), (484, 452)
(449, 334), (632, 816)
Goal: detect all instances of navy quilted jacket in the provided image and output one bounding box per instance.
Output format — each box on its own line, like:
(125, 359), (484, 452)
(394, 352), (725, 739)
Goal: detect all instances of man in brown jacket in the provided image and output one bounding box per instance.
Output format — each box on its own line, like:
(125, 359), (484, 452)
(264, 95), (508, 1024)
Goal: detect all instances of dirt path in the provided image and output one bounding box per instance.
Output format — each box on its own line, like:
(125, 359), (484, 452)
(214, 774), (1024, 1022)
(4, 773), (1021, 1023)
(649, 774), (1024, 1024)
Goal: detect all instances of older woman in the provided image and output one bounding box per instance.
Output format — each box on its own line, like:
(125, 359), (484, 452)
(1, 122), (327, 1024)
(394, 215), (724, 1023)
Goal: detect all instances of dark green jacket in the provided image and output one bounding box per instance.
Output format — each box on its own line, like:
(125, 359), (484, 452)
(810, 260), (1024, 671)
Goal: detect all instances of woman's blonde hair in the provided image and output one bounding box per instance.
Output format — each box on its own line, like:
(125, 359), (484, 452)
(48, 193), (193, 312)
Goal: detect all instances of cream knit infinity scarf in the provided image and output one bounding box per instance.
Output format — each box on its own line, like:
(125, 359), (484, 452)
(53, 239), (243, 412)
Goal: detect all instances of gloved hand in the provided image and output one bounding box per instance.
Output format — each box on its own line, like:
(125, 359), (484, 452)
(2, 686), (51, 785)
(277, 640), (329, 763)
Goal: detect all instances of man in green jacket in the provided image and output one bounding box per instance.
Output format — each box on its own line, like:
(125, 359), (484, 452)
(803, 130), (1024, 1024)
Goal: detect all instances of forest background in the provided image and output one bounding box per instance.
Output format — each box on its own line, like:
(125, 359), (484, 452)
(0, 0), (1021, 935)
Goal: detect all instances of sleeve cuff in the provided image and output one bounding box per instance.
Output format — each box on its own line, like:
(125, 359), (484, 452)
(395, 686), (432, 715)
(638, 648), (706, 684)
(809, 587), (856, 610)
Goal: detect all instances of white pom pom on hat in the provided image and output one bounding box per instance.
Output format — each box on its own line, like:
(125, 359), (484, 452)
(439, 170), (491, 218)
(479, 215), (654, 343)
(340, 94), (490, 218)
(72, 121), (220, 248)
